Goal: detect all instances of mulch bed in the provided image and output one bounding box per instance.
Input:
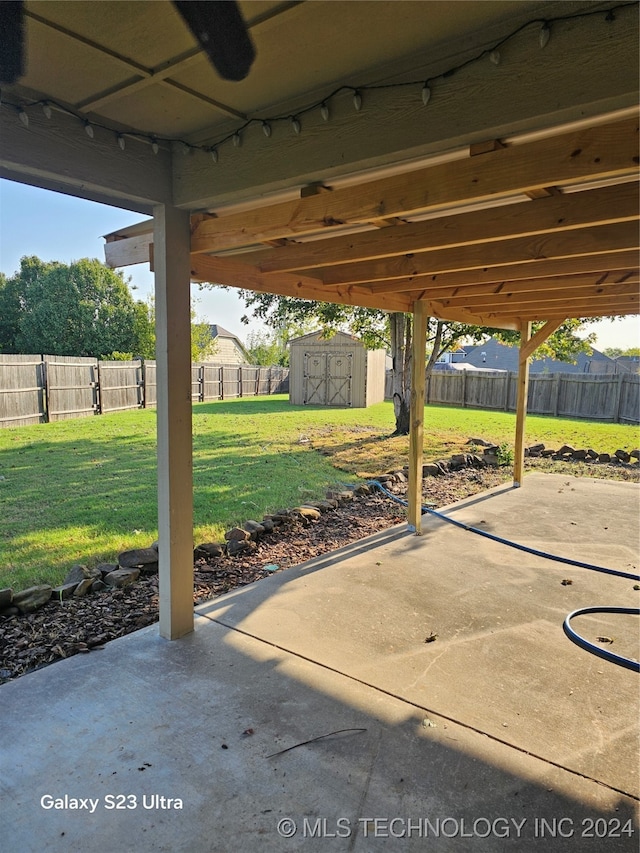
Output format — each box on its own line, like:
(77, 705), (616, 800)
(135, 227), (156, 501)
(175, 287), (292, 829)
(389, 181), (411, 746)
(1, 461), (637, 685)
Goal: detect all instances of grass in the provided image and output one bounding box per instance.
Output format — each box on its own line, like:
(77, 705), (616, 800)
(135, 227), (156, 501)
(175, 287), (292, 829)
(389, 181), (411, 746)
(0, 395), (638, 592)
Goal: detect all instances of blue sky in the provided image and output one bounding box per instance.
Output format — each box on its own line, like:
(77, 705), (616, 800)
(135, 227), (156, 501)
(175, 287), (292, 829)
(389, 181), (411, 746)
(1, 178), (638, 351)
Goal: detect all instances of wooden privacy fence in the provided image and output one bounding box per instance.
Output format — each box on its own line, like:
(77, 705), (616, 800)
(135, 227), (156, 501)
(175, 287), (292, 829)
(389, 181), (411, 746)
(0, 355), (290, 428)
(385, 370), (640, 424)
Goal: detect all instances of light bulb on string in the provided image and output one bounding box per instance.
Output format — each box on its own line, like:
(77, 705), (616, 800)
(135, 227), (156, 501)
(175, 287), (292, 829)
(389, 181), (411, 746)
(489, 50), (501, 66)
(320, 102), (329, 121)
(41, 102), (52, 119)
(421, 83), (431, 106)
(117, 134), (126, 150)
(84, 121), (94, 139)
(18, 109), (29, 127)
(291, 117), (301, 134)
(210, 148), (219, 163)
(232, 132), (242, 148)
(539, 22), (550, 48)
(352, 90), (362, 111)
(262, 121), (272, 138)
(151, 138), (159, 155)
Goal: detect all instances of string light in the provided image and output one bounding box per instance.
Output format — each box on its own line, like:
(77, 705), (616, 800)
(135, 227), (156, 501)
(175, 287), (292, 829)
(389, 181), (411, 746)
(1, 3), (630, 160)
(539, 22), (551, 47)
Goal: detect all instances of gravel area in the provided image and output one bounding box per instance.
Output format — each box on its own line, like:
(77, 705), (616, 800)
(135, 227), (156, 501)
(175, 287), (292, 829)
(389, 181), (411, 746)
(1, 460), (637, 685)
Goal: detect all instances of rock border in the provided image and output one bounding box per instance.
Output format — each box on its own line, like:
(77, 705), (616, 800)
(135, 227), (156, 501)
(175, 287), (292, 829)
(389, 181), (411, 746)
(2, 438), (637, 618)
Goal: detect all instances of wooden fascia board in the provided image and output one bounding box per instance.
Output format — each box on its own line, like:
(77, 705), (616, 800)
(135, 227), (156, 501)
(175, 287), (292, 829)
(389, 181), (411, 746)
(189, 256), (412, 313)
(519, 296), (640, 318)
(189, 117), (639, 254)
(361, 251), (640, 295)
(240, 183), (639, 274)
(318, 221), (639, 286)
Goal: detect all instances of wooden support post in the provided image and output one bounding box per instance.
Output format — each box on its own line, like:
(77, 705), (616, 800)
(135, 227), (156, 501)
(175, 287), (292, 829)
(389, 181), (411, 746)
(408, 301), (428, 533)
(513, 318), (566, 487)
(514, 321), (532, 488)
(154, 204), (194, 640)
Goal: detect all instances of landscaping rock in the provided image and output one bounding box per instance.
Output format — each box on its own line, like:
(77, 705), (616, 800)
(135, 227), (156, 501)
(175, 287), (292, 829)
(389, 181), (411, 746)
(13, 585), (52, 614)
(63, 565), (101, 586)
(483, 446), (499, 455)
(138, 561), (159, 575)
(468, 454), (487, 469)
(630, 449), (640, 460)
(260, 518), (275, 533)
(73, 578), (94, 598)
(91, 580), (107, 593)
(540, 449), (556, 457)
(104, 568), (140, 588)
(118, 547), (160, 568)
(194, 543), (225, 559)
(225, 527), (251, 542)
(615, 449), (631, 463)
(572, 449), (588, 460)
(466, 437), (494, 447)
(422, 463), (441, 477)
(557, 445), (575, 456)
(296, 506), (321, 520)
(528, 443), (545, 455)
(243, 520), (265, 539)
(448, 454), (468, 471)
(598, 452), (611, 463)
(354, 484), (372, 496)
(52, 582), (78, 601)
(227, 539), (255, 557)
(96, 563), (118, 577)
(393, 471), (407, 483)
(0, 588), (13, 609)
(587, 449), (599, 459)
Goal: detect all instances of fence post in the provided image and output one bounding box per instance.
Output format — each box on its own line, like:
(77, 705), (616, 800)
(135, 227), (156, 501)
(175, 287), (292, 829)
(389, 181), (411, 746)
(552, 374), (561, 416)
(503, 372), (510, 411)
(613, 373), (625, 423)
(461, 369), (468, 407)
(219, 366), (224, 400)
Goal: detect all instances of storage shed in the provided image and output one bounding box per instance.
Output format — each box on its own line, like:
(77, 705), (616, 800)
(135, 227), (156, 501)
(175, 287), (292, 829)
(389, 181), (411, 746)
(289, 331), (386, 408)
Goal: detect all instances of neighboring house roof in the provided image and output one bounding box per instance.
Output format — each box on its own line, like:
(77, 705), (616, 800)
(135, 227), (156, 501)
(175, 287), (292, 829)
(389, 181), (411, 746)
(614, 356), (640, 374)
(208, 325), (250, 363)
(461, 337), (616, 374)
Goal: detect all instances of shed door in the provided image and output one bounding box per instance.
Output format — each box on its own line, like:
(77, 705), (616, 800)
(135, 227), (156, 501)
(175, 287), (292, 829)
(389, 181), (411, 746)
(303, 352), (327, 404)
(327, 353), (353, 406)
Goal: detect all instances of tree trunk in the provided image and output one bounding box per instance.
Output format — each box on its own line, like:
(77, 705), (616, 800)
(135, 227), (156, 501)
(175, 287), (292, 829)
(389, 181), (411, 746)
(390, 312), (412, 435)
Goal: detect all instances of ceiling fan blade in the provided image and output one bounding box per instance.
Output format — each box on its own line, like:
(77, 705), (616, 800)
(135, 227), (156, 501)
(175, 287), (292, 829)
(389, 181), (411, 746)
(0, 1), (25, 84)
(173, 1), (255, 82)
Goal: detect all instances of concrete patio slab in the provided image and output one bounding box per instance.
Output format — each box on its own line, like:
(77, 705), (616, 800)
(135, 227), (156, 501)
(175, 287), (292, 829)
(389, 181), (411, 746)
(1, 473), (638, 852)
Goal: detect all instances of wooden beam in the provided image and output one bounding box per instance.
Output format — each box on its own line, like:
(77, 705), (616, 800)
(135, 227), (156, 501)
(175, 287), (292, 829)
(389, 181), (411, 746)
(432, 281), (640, 312)
(514, 322), (533, 488)
(318, 221), (639, 286)
(520, 319), (565, 362)
(153, 205), (194, 641)
(189, 255), (413, 314)
(239, 182), (639, 274)
(104, 233), (153, 268)
(408, 301), (428, 534)
(427, 302), (521, 330)
(188, 117), (639, 253)
(362, 251), (640, 294)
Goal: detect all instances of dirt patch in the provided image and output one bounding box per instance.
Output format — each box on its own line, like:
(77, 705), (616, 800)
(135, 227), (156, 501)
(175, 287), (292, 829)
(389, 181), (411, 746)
(0, 461), (637, 684)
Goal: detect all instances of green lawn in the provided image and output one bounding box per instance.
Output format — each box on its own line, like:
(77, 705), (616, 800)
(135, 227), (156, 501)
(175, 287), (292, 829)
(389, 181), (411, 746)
(0, 395), (638, 591)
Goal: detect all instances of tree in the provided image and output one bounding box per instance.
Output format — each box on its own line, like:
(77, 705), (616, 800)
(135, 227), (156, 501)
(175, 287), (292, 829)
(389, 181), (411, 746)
(245, 330), (289, 366)
(201, 285), (603, 434)
(603, 346), (640, 358)
(0, 256), (155, 359)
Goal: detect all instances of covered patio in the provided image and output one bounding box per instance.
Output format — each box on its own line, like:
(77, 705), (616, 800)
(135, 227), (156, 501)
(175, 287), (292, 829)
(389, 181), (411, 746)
(0, 2), (638, 848)
(2, 474), (638, 850)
